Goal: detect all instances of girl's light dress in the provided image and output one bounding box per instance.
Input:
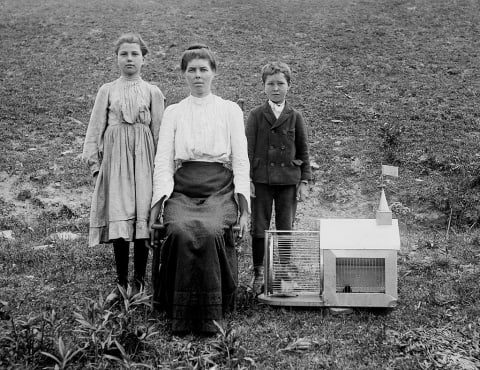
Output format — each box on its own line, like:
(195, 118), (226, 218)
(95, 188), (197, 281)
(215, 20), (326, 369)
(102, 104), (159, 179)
(83, 76), (164, 247)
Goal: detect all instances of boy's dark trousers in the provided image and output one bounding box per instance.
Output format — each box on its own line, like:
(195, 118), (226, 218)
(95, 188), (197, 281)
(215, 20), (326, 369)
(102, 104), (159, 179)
(251, 182), (297, 267)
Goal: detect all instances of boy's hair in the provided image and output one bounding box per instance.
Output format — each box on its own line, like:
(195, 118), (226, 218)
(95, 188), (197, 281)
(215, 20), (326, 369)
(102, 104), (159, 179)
(180, 44), (217, 72)
(114, 33), (149, 56)
(261, 62), (292, 85)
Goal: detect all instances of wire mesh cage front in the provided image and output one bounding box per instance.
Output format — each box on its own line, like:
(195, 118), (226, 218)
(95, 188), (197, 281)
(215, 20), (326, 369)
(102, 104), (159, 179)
(264, 230), (322, 296)
(336, 258), (386, 293)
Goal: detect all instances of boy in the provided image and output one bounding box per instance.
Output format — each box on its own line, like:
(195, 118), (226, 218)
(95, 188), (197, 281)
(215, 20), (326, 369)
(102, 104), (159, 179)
(246, 62), (312, 294)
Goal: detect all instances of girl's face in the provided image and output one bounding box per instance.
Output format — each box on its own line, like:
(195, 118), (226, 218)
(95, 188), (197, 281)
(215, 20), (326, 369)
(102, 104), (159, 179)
(184, 58), (215, 98)
(264, 72), (290, 104)
(117, 42), (144, 78)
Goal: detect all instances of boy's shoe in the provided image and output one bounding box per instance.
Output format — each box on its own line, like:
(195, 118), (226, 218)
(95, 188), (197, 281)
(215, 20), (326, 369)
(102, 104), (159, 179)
(250, 266), (264, 295)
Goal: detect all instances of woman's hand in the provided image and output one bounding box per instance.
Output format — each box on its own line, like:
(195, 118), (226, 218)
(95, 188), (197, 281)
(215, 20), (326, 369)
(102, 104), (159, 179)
(236, 193), (249, 239)
(238, 212), (249, 240)
(92, 172), (98, 186)
(296, 182), (309, 202)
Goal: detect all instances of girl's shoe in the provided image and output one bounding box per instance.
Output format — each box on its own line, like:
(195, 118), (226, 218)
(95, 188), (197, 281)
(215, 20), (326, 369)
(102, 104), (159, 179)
(105, 283), (127, 305)
(131, 278), (145, 296)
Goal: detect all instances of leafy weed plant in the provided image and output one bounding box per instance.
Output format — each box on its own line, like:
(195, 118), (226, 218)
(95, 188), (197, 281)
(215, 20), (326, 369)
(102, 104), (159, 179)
(378, 122), (403, 164)
(0, 310), (61, 369)
(67, 287), (159, 368)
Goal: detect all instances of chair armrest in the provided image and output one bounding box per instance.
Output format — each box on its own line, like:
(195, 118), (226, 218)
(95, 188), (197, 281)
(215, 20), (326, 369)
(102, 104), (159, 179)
(150, 222), (166, 249)
(150, 223), (241, 249)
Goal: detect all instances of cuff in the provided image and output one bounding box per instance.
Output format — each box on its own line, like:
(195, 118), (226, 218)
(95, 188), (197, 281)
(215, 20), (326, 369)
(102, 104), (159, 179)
(90, 163), (100, 177)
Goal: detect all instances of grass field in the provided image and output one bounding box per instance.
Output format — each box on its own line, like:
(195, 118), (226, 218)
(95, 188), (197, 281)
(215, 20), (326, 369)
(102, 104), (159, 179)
(1, 0), (480, 368)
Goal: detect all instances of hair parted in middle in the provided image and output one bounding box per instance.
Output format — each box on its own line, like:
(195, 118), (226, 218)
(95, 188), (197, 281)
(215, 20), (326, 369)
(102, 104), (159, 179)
(114, 32), (149, 56)
(180, 43), (217, 72)
(261, 61), (292, 85)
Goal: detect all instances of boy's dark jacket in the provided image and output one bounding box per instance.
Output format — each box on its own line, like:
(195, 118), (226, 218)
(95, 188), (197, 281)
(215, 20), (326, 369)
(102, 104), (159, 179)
(246, 101), (312, 185)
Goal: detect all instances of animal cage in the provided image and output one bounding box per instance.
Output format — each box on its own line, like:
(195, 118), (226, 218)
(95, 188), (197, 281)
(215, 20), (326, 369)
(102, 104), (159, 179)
(259, 218), (400, 308)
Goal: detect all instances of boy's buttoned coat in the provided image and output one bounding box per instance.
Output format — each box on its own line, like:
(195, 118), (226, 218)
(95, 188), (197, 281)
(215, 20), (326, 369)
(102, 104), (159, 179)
(246, 101), (311, 185)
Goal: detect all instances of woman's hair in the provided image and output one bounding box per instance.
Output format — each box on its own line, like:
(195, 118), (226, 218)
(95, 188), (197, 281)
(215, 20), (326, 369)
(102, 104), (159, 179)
(261, 62), (292, 85)
(180, 44), (217, 72)
(114, 33), (149, 56)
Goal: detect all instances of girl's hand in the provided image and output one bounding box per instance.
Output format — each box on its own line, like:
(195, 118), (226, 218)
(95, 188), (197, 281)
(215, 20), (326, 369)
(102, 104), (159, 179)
(92, 172), (98, 186)
(296, 182), (309, 202)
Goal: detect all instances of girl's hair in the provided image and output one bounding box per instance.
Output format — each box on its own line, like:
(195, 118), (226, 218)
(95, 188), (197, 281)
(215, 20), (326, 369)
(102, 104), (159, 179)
(114, 33), (149, 56)
(261, 62), (292, 85)
(180, 44), (217, 72)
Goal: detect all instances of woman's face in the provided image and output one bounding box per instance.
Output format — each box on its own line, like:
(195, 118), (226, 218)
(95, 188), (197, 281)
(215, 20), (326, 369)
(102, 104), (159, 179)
(184, 58), (215, 98)
(117, 42), (144, 78)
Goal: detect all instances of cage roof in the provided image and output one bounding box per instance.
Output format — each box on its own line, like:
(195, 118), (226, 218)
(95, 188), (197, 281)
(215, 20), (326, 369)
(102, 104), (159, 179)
(319, 218), (400, 250)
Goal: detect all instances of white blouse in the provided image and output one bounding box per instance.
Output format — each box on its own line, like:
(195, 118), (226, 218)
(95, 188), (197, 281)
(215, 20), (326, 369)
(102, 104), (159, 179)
(151, 94), (250, 209)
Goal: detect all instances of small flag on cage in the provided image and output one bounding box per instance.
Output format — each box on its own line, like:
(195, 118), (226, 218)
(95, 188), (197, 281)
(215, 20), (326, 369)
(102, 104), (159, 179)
(381, 165), (399, 177)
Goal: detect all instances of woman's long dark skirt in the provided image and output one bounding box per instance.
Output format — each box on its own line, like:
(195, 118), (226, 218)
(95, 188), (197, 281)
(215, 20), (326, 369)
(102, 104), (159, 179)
(152, 162), (238, 333)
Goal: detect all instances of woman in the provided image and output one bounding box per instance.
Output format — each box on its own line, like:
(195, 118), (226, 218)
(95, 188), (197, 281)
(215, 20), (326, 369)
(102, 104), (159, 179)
(149, 44), (249, 334)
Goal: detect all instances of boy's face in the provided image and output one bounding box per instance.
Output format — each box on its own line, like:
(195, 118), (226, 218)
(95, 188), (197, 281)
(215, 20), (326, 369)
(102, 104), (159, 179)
(264, 73), (290, 104)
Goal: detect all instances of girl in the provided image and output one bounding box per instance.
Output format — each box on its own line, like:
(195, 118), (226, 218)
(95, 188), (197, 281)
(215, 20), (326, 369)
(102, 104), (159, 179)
(83, 33), (164, 298)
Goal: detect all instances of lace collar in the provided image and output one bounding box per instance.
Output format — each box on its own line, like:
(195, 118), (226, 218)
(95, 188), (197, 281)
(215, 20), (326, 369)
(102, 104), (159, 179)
(189, 93), (215, 106)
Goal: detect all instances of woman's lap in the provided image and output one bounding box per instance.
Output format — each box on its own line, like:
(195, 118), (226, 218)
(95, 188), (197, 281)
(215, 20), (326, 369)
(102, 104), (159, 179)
(152, 162), (238, 333)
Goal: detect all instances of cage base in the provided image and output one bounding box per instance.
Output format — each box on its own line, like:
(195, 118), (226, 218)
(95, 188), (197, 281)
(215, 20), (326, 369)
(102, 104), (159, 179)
(258, 293), (324, 307)
(258, 293), (398, 308)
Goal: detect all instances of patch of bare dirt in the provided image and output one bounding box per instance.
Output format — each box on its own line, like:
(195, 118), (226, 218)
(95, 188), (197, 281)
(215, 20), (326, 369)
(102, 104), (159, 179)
(0, 171), (91, 223)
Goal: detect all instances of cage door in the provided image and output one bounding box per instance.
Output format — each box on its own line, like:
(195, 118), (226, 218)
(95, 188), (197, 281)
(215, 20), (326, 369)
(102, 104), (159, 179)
(264, 230), (321, 295)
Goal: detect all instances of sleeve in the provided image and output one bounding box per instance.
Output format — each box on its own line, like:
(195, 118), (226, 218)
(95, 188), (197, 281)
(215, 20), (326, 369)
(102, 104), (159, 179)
(82, 84), (109, 176)
(151, 105), (176, 207)
(295, 112), (312, 181)
(229, 102), (251, 211)
(150, 85), (165, 151)
(245, 109), (257, 179)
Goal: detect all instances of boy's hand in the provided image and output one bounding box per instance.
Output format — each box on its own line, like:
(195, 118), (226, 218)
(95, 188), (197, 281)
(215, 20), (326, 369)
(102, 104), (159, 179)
(250, 181), (256, 198)
(296, 182), (309, 202)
